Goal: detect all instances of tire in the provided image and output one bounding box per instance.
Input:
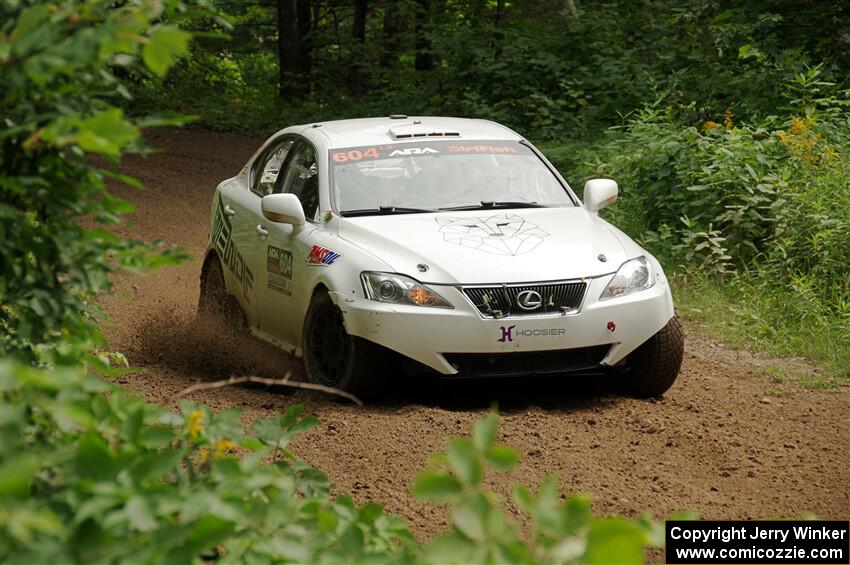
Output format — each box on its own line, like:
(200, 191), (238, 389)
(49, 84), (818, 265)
(302, 291), (387, 399)
(197, 255), (247, 331)
(623, 315), (684, 398)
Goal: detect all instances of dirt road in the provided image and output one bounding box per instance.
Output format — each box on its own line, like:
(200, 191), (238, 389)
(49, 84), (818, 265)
(102, 129), (849, 539)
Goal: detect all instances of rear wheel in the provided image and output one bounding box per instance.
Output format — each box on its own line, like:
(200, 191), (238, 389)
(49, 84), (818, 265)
(302, 291), (387, 399)
(197, 255), (247, 331)
(623, 315), (684, 398)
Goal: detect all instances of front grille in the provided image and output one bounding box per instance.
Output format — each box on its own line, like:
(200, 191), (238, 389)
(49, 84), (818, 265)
(443, 345), (609, 377)
(462, 281), (587, 317)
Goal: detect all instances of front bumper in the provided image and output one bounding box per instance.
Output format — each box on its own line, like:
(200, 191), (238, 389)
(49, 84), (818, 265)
(334, 272), (675, 375)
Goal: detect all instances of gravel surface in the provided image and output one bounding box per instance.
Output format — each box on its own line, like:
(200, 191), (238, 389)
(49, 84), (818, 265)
(101, 128), (850, 540)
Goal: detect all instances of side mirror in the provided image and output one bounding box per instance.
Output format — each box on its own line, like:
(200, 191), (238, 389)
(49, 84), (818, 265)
(261, 193), (305, 226)
(583, 178), (618, 214)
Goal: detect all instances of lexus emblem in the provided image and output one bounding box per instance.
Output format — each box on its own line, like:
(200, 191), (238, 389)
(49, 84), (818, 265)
(516, 290), (543, 311)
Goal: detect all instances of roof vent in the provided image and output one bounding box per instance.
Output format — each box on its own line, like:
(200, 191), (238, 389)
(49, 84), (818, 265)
(388, 126), (461, 140)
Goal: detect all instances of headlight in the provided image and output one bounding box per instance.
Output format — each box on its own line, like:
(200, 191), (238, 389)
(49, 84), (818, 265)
(600, 256), (654, 300)
(361, 272), (453, 308)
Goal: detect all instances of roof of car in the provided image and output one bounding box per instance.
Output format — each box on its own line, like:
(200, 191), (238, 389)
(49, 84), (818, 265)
(299, 116), (524, 148)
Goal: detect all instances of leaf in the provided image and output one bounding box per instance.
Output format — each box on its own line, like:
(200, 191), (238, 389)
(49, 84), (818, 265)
(76, 433), (118, 481)
(424, 531), (477, 563)
(139, 425), (175, 449)
(450, 495), (489, 541)
(412, 471), (463, 502)
(562, 494), (592, 535)
(167, 515), (235, 563)
(142, 25), (191, 76)
(512, 485), (535, 515)
(447, 438), (481, 486)
(317, 507), (338, 533)
(472, 412), (498, 452)
(484, 445), (519, 472)
(130, 450), (182, 482)
(66, 109), (140, 157)
(584, 518), (646, 565)
(126, 496), (158, 532)
(0, 454), (39, 497)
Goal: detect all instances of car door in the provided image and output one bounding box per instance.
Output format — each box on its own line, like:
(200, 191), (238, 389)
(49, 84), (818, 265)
(258, 140), (321, 346)
(219, 136), (295, 329)
(214, 176), (261, 324)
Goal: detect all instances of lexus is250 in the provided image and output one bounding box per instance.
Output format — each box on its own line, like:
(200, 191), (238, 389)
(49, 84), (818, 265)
(199, 116), (684, 398)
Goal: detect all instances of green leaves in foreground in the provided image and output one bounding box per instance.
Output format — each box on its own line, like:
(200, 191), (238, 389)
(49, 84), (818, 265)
(413, 411), (661, 564)
(2, 359), (670, 564)
(0, 361), (415, 563)
(1, 0), (203, 363)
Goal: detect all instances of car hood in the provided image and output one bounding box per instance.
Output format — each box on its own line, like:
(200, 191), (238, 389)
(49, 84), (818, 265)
(338, 207), (633, 284)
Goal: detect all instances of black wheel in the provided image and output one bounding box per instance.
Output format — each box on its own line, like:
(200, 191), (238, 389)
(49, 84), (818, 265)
(624, 315), (684, 398)
(197, 255), (247, 330)
(302, 291), (387, 398)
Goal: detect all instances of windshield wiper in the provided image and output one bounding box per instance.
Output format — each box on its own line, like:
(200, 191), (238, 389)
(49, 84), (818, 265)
(439, 201), (546, 211)
(340, 206), (436, 217)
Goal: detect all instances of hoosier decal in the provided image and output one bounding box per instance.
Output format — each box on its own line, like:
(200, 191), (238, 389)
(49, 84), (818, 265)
(267, 245), (293, 295)
(212, 195), (254, 301)
(306, 245), (341, 265)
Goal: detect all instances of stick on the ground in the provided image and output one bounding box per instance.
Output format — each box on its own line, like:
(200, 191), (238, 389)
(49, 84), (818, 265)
(169, 374), (363, 406)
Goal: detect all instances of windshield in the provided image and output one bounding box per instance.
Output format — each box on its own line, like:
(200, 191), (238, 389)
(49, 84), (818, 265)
(330, 141), (574, 215)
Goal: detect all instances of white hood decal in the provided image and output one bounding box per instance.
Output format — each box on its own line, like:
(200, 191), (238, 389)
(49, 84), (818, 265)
(436, 214), (549, 256)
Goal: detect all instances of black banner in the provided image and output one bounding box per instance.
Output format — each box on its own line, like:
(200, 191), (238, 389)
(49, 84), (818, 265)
(666, 520), (849, 564)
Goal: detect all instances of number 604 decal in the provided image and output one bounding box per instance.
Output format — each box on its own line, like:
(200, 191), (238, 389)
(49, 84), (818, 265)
(332, 147), (379, 163)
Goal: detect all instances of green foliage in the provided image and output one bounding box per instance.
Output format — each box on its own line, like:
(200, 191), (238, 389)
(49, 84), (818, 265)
(412, 411), (660, 564)
(553, 72), (850, 377)
(0, 0), (197, 362)
(130, 0), (850, 141)
(673, 273), (850, 381)
(2, 362), (666, 563)
(0, 360), (417, 563)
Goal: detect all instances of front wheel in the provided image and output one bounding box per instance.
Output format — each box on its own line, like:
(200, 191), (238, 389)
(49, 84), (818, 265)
(623, 315), (684, 398)
(302, 291), (387, 399)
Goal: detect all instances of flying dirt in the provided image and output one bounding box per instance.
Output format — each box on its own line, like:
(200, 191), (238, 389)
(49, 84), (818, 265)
(101, 128), (849, 539)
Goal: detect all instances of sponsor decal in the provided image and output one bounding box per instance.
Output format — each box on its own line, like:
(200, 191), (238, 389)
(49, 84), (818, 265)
(446, 144), (517, 153)
(307, 244), (341, 265)
(497, 325), (565, 342)
(498, 325), (516, 343)
(329, 141), (532, 166)
(212, 195), (254, 302)
(388, 147), (439, 157)
(267, 245), (293, 295)
(436, 213), (549, 256)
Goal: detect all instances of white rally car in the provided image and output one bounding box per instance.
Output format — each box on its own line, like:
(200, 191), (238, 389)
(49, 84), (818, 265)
(199, 116), (683, 398)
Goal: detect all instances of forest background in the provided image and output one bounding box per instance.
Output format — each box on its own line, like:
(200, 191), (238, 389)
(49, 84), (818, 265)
(1, 0), (848, 562)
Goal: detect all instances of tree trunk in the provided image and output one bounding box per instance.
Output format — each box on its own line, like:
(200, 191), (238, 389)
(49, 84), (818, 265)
(414, 0), (434, 71)
(350, 0), (368, 96)
(380, 0), (404, 68)
(277, 0), (312, 98)
(494, 0), (505, 27)
(353, 0), (367, 43)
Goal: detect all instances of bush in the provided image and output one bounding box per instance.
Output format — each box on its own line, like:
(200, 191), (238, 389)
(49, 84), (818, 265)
(0, 0), (195, 362)
(550, 69), (850, 376)
(565, 70), (849, 291)
(0, 360), (668, 563)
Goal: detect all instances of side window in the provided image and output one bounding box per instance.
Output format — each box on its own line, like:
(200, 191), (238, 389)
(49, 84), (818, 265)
(276, 142), (320, 221)
(252, 139), (295, 197)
